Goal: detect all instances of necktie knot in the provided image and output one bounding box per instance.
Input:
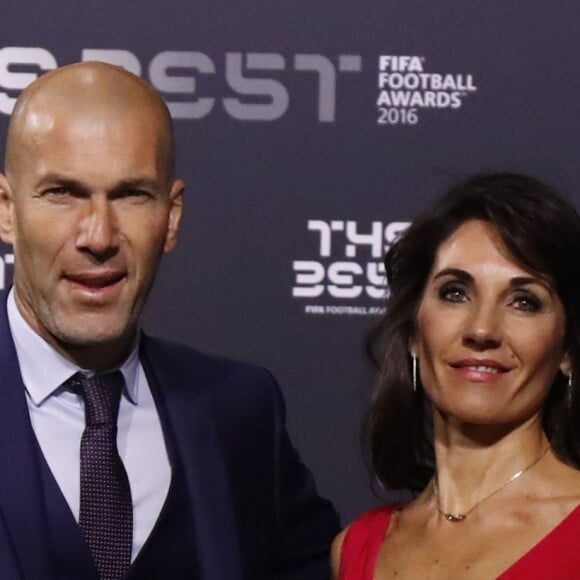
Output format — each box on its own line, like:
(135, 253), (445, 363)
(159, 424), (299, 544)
(71, 371), (124, 426)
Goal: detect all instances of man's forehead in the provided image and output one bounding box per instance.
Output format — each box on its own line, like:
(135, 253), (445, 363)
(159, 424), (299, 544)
(18, 108), (57, 139)
(21, 102), (161, 141)
(11, 102), (165, 166)
(11, 113), (168, 190)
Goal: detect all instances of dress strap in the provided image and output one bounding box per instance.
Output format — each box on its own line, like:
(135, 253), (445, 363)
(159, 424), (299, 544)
(339, 507), (397, 580)
(499, 504), (580, 578)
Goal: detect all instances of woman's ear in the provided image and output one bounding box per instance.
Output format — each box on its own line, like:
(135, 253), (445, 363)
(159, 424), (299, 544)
(560, 352), (572, 377)
(408, 337), (417, 358)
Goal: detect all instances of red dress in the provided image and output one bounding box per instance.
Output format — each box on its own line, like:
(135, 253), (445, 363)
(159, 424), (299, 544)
(339, 505), (580, 579)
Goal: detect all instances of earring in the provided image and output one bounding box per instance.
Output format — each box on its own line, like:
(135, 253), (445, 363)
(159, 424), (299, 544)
(567, 371), (574, 408)
(412, 355), (418, 392)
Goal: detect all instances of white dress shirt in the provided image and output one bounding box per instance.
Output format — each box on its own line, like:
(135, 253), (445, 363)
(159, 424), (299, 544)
(7, 289), (171, 561)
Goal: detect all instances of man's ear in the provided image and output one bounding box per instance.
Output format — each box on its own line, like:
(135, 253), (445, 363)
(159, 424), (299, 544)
(163, 178), (185, 253)
(0, 174), (15, 245)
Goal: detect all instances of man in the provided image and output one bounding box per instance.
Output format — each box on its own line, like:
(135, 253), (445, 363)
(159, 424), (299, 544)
(0, 62), (339, 579)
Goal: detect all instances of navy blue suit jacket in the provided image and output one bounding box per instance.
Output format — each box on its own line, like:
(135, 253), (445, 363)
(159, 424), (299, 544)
(0, 303), (340, 579)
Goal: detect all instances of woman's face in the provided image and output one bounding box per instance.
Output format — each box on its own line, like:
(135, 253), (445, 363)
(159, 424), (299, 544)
(412, 219), (570, 425)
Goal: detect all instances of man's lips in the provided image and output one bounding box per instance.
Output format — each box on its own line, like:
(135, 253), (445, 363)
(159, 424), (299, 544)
(64, 271), (126, 289)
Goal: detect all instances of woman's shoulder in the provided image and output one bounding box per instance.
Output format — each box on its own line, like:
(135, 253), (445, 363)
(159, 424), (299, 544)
(352, 505), (399, 527)
(344, 505), (403, 539)
(331, 506), (404, 579)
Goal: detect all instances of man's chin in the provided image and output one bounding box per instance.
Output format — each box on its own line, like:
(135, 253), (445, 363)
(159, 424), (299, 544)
(49, 315), (136, 350)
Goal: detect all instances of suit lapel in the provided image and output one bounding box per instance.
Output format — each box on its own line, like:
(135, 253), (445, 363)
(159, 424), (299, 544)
(0, 303), (52, 579)
(140, 336), (243, 580)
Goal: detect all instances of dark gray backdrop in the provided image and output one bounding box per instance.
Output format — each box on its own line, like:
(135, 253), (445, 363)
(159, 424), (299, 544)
(1, 0), (580, 524)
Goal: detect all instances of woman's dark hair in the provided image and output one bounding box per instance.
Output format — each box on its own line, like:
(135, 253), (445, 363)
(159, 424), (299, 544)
(366, 172), (580, 492)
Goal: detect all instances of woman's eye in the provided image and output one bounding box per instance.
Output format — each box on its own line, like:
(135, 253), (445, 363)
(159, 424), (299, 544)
(512, 292), (542, 312)
(438, 283), (467, 303)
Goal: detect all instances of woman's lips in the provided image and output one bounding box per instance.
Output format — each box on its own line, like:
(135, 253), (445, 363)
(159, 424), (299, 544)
(449, 359), (510, 383)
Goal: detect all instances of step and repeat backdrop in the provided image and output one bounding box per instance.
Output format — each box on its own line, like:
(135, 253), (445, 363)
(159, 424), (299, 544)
(1, 0), (580, 523)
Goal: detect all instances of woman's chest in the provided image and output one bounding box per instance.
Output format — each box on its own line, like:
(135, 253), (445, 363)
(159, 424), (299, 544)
(372, 516), (552, 580)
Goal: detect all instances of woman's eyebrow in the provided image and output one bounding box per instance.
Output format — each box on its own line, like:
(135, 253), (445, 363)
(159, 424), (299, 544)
(509, 276), (555, 296)
(432, 268), (473, 283)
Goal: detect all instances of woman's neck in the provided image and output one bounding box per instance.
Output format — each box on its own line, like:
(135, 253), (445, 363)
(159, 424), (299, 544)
(431, 410), (548, 518)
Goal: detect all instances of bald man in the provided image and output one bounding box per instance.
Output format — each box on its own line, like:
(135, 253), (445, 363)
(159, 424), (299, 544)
(0, 62), (339, 580)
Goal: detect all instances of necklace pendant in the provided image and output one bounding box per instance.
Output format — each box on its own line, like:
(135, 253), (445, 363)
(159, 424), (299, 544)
(444, 512), (466, 522)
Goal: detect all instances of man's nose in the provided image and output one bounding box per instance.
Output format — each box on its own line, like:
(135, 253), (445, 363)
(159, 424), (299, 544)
(76, 196), (119, 260)
(462, 301), (503, 350)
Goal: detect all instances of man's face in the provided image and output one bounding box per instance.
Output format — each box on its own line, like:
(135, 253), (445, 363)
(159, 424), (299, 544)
(0, 107), (183, 364)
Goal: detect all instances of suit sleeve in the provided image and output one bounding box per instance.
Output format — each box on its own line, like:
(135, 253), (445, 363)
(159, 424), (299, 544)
(268, 374), (341, 580)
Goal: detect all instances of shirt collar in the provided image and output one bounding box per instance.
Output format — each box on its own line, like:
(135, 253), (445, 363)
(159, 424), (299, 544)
(7, 288), (140, 407)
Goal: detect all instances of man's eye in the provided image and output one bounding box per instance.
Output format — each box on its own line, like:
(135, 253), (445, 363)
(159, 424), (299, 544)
(45, 187), (70, 196)
(116, 189), (152, 200)
(438, 283), (467, 303)
(40, 187), (78, 201)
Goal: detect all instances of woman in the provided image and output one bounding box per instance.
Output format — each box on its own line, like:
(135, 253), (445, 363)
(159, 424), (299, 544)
(333, 173), (580, 579)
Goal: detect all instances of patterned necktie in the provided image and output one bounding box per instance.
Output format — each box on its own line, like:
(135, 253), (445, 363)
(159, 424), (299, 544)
(71, 371), (133, 580)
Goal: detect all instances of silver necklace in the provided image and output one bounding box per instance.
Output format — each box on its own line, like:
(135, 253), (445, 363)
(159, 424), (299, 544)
(432, 446), (550, 523)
